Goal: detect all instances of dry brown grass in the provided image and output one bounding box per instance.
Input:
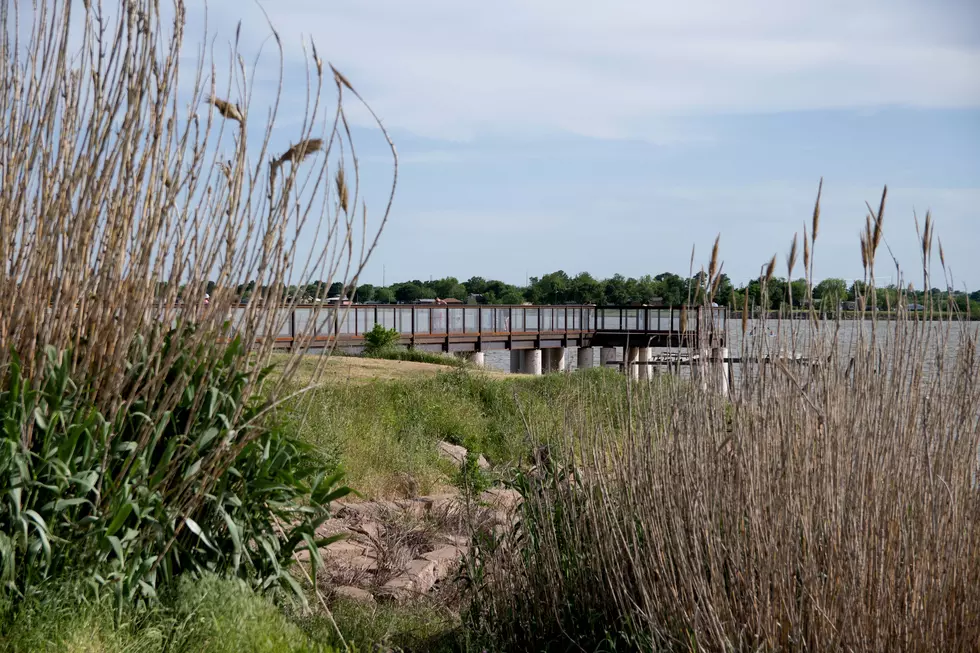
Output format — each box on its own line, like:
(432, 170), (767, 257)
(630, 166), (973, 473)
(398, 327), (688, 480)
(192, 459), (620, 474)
(470, 191), (980, 652)
(0, 0), (395, 584)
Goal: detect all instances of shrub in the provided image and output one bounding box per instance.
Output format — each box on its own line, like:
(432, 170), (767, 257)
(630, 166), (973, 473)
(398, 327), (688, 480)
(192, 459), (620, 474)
(0, 334), (350, 606)
(363, 324), (401, 356)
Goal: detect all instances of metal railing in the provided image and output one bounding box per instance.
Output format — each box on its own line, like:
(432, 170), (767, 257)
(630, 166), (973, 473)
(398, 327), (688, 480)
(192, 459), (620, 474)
(226, 304), (726, 341)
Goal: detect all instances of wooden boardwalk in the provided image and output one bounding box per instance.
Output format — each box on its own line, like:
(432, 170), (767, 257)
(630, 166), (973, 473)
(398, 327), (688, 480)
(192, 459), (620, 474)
(236, 304), (727, 353)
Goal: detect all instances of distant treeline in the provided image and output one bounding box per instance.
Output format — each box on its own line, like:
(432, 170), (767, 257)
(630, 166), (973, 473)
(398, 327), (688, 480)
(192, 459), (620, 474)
(206, 272), (980, 316)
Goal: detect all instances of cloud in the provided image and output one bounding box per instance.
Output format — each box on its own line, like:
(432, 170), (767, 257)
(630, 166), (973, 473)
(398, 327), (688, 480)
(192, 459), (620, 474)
(197, 0), (980, 142)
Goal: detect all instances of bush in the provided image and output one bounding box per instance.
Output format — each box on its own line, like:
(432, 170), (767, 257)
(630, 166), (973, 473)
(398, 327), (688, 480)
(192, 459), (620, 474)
(0, 333), (350, 606)
(363, 324), (400, 355)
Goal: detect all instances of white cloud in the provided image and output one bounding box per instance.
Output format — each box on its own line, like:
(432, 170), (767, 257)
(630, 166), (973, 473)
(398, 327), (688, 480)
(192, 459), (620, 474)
(195, 0), (980, 141)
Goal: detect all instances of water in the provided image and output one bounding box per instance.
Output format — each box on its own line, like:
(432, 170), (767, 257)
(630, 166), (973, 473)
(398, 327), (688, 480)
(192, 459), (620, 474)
(483, 319), (979, 376)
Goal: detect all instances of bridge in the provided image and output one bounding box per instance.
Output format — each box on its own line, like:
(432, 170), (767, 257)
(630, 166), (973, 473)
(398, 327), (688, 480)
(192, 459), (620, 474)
(238, 304), (727, 375)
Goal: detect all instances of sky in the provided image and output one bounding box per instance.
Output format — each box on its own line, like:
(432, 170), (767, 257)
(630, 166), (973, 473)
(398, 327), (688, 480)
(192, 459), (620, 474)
(197, 0), (980, 290)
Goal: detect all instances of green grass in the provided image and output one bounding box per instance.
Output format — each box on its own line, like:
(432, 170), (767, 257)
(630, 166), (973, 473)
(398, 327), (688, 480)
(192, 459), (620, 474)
(365, 347), (472, 368)
(296, 599), (474, 652)
(0, 575), (336, 653)
(280, 366), (631, 499)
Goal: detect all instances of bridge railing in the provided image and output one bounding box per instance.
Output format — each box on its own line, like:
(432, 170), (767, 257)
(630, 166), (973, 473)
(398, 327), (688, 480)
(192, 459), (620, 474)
(225, 304), (725, 341)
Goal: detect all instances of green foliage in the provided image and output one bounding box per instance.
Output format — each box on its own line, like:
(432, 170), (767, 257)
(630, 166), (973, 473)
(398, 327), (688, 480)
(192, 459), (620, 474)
(365, 347), (470, 368)
(362, 323), (400, 355)
(286, 366), (636, 499)
(0, 331), (349, 608)
(0, 575), (337, 653)
(297, 598), (463, 652)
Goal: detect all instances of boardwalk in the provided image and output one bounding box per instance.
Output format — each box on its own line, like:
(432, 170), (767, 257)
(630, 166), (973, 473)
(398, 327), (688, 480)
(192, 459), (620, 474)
(236, 304), (727, 354)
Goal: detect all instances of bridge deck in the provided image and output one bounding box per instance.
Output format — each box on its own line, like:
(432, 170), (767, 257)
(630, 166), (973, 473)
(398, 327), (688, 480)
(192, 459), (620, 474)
(238, 304), (726, 352)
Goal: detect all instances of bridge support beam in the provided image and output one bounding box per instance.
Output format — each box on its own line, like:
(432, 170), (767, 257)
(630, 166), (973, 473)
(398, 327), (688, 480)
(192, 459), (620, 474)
(577, 347), (593, 370)
(543, 348), (566, 373)
(467, 351), (485, 367)
(712, 346), (730, 397)
(600, 347), (617, 369)
(626, 347), (640, 380)
(523, 349), (542, 376)
(638, 347), (652, 381)
(510, 351), (522, 374)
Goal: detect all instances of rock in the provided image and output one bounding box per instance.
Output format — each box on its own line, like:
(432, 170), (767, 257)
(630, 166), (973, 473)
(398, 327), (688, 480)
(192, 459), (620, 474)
(324, 541), (365, 558)
(334, 586), (375, 604)
(394, 497), (432, 519)
(477, 454), (490, 470)
(315, 518), (350, 539)
(427, 493), (461, 514)
(382, 559), (438, 599)
(347, 555), (379, 572)
(437, 441), (468, 466)
(421, 545), (468, 580)
(480, 488), (522, 512)
(351, 520), (383, 542)
(441, 534), (469, 548)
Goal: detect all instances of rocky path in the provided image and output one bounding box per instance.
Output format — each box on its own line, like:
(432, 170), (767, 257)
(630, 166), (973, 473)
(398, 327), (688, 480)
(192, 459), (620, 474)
(296, 439), (522, 605)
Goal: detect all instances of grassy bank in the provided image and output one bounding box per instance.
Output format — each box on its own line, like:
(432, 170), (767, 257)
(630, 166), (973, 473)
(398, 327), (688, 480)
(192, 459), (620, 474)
(278, 362), (632, 498)
(0, 575), (334, 653)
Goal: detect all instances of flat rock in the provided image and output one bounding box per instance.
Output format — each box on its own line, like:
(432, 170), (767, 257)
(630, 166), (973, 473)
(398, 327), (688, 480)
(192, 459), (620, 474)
(347, 555), (379, 572)
(394, 497), (431, 519)
(351, 520), (383, 541)
(382, 559), (438, 599)
(421, 545), (468, 580)
(324, 541), (365, 558)
(315, 518), (350, 539)
(437, 441), (468, 466)
(480, 488), (522, 511)
(334, 586), (375, 604)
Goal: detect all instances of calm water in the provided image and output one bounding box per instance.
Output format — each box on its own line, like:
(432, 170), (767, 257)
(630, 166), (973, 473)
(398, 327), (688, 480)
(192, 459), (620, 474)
(484, 319), (979, 376)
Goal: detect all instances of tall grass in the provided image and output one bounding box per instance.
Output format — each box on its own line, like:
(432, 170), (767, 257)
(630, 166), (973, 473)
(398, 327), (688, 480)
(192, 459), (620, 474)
(0, 0), (394, 615)
(467, 188), (980, 652)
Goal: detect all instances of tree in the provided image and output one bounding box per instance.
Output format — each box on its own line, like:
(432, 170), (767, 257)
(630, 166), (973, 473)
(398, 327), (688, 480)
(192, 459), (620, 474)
(570, 272), (603, 304)
(654, 273), (686, 306)
(814, 278), (847, 308)
(392, 282), (434, 304)
(351, 283), (374, 302)
(789, 278), (807, 307)
(463, 276), (488, 295)
(499, 289), (525, 305)
(373, 287), (395, 304)
(534, 270), (570, 304)
(428, 277), (467, 301)
(328, 281), (344, 298)
(603, 274), (631, 305)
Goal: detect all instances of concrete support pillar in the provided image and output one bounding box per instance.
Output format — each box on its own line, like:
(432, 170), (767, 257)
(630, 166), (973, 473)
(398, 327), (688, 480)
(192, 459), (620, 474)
(467, 351), (485, 367)
(712, 346), (730, 397)
(577, 347), (594, 370)
(600, 347), (617, 370)
(638, 347), (652, 381)
(693, 349), (710, 391)
(510, 350), (522, 374)
(626, 347), (640, 380)
(523, 349), (542, 376)
(549, 348), (566, 373)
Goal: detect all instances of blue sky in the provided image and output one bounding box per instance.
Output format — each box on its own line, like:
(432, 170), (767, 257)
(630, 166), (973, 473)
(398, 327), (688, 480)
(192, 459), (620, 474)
(200, 0), (980, 289)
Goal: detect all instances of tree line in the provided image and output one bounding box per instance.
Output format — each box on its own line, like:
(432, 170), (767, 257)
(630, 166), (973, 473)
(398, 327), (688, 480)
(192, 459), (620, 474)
(219, 272), (980, 315)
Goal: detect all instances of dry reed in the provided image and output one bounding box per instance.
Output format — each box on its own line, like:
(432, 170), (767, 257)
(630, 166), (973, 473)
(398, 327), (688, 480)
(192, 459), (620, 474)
(0, 0), (396, 535)
(469, 196), (980, 653)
